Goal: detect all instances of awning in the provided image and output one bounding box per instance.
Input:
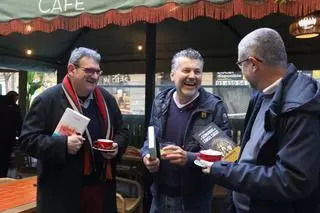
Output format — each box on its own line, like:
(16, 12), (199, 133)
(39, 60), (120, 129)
(1, 0), (320, 35)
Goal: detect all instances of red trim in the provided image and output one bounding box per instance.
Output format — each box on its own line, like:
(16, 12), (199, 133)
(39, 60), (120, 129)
(94, 88), (107, 130)
(1, 0), (320, 35)
(62, 76), (81, 111)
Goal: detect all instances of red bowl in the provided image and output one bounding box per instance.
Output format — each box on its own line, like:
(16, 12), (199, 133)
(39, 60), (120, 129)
(199, 149), (222, 162)
(94, 139), (113, 150)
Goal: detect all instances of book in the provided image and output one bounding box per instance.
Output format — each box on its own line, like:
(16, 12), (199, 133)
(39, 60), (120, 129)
(148, 126), (157, 159)
(53, 108), (90, 136)
(193, 122), (240, 162)
(223, 146), (241, 162)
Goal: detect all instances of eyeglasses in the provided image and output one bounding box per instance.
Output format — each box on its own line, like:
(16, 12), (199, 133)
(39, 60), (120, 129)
(236, 57), (263, 69)
(74, 64), (103, 75)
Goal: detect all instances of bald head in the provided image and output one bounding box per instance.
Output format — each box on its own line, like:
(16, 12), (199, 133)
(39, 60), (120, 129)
(238, 28), (287, 68)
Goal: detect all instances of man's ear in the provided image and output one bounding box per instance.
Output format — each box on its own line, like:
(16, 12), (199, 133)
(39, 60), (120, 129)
(67, 64), (75, 76)
(170, 71), (175, 81)
(249, 57), (259, 73)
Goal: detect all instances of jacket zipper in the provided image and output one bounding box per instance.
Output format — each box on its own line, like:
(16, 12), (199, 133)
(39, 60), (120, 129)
(181, 108), (213, 209)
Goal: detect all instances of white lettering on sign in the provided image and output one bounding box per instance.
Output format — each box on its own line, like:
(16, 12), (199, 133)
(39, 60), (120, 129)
(52, 0), (63, 13)
(38, 0), (50, 13)
(38, 0), (85, 14)
(64, 0), (73, 11)
(75, 0), (85, 10)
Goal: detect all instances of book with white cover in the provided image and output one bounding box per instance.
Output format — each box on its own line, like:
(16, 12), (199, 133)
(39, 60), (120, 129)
(148, 126), (157, 159)
(53, 108), (90, 136)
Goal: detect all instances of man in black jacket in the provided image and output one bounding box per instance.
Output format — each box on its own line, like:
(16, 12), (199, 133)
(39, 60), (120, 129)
(141, 48), (231, 213)
(202, 28), (320, 213)
(20, 47), (129, 213)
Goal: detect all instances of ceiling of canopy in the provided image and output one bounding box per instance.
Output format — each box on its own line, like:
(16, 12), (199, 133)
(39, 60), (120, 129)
(0, 0), (319, 73)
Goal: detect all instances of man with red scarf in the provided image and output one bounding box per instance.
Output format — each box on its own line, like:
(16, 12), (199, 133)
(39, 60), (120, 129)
(20, 47), (129, 213)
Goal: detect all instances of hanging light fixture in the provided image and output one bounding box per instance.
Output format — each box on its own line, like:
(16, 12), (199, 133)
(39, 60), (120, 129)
(25, 25), (32, 32)
(26, 49), (33, 55)
(137, 44), (143, 51)
(289, 14), (320, 39)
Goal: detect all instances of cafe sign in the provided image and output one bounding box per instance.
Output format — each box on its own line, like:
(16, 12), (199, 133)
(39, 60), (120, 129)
(38, 0), (85, 14)
(0, 0), (236, 22)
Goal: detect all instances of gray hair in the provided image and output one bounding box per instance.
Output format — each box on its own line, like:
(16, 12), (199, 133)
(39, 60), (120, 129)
(238, 28), (287, 68)
(68, 47), (101, 65)
(171, 48), (204, 72)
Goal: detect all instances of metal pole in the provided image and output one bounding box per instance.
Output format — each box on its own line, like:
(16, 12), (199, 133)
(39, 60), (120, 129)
(144, 23), (156, 130)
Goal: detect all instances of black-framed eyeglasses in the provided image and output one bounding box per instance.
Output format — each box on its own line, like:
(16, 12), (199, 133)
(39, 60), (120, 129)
(236, 58), (250, 69)
(74, 64), (103, 75)
(236, 57), (263, 69)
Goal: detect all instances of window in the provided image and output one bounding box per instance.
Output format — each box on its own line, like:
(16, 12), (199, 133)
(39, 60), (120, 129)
(99, 74), (145, 115)
(0, 72), (19, 95)
(155, 71), (250, 115)
(28, 71), (57, 107)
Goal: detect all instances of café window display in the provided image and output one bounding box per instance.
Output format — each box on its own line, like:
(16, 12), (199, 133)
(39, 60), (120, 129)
(213, 71), (250, 116)
(210, 70), (320, 115)
(99, 74), (145, 115)
(0, 72), (19, 95)
(28, 71), (57, 108)
(97, 70), (320, 116)
(155, 71), (250, 116)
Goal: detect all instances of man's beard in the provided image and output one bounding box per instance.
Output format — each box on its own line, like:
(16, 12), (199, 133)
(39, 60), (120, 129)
(180, 87), (198, 101)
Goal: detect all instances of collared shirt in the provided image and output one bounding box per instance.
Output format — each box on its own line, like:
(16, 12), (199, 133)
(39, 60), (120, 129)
(79, 93), (94, 109)
(172, 91), (199, 109)
(233, 78), (281, 213)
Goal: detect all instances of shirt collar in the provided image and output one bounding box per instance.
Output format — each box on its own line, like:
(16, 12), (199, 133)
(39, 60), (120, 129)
(262, 78), (282, 95)
(173, 91), (199, 109)
(79, 92), (94, 109)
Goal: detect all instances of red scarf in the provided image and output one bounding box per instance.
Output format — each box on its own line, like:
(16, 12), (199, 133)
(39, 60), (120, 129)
(62, 75), (114, 180)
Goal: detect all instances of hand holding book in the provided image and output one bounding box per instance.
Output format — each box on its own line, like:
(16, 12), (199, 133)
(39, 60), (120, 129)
(53, 108), (90, 136)
(193, 122), (240, 162)
(53, 108), (90, 155)
(67, 134), (85, 155)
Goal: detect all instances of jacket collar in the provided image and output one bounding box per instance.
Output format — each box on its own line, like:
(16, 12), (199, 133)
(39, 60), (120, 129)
(268, 63), (298, 116)
(159, 87), (211, 114)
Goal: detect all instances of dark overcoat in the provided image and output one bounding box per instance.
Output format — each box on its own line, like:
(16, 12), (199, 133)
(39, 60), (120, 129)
(20, 84), (129, 213)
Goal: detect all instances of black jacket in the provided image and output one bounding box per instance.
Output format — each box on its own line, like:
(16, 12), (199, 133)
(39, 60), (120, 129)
(141, 87), (231, 212)
(211, 64), (320, 213)
(20, 84), (129, 213)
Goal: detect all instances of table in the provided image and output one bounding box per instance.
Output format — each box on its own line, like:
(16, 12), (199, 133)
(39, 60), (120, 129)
(0, 177), (36, 213)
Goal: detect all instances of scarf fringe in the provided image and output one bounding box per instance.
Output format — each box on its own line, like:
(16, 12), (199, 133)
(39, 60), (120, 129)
(1, 0), (320, 35)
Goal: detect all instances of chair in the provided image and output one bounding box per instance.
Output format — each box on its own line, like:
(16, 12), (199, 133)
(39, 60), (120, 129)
(0, 177), (16, 183)
(14, 146), (36, 179)
(117, 146), (143, 182)
(116, 177), (143, 213)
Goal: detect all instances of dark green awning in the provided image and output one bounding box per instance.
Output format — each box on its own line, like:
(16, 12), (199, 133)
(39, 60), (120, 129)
(1, 0), (319, 35)
(0, 0), (227, 21)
